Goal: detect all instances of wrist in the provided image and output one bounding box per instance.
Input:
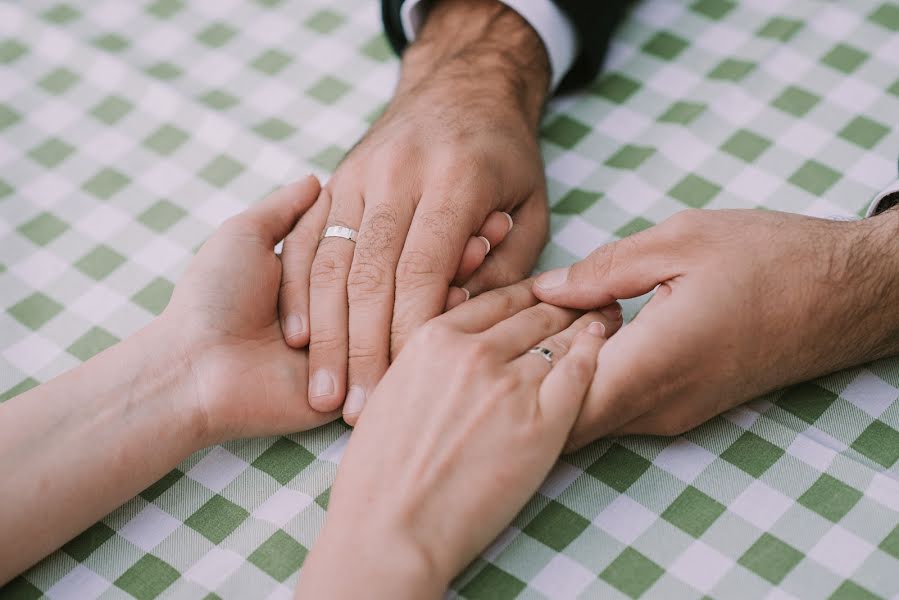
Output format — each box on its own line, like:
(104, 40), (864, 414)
(398, 0), (550, 128)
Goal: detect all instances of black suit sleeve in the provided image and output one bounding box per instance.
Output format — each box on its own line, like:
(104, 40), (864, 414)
(380, 0), (634, 93)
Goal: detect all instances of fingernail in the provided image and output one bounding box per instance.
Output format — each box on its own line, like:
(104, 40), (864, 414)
(283, 314), (306, 340)
(344, 386), (366, 415)
(502, 212), (514, 232)
(478, 236), (491, 254)
(310, 369), (335, 398)
(587, 321), (606, 337)
(536, 267), (569, 290)
(461, 287), (470, 301)
(601, 304), (622, 321)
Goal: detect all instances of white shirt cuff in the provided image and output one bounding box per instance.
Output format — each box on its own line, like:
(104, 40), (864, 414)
(400, 0), (578, 91)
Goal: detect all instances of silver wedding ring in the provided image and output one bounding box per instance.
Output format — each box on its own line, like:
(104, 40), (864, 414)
(527, 346), (554, 366)
(321, 225), (358, 243)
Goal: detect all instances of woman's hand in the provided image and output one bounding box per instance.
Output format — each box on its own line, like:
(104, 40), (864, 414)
(161, 175), (341, 443)
(295, 282), (622, 599)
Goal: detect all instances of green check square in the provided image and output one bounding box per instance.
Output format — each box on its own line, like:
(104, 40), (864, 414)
(708, 58), (755, 81)
(460, 564), (526, 600)
(248, 530), (307, 582)
(39, 68), (78, 94)
(890, 79), (899, 97)
(789, 160), (840, 195)
(304, 9), (345, 33)
(738, 533), (802, 584)
(839, 115), (890, 150)
(870, 3), (899, 30)
(757, 17), (803, 41)
(146, 62), (182, 80)
(1, 377), (39, 402)
(830, 581), (881, 600)
(196, 22), (236, 47)
(28, 137), (75, 168)
(600, 548), (664, 598)
(147, 0), (184, 18)
(43, 4), (80, 24)
(132, 277), (175, 315)
(523, 500), (590, 551)
(115, 555), (179, 600)
(76, 245), (126, 280)
(721, 129), (771, 162)
(661, 486), (725, 537)
(254, 118), (296, 141)
(0, 179), (12, 199)
(798, 474), (862, 522)
(658, 101), (705, 124)
(542, 115), (591, 149)
(616, 217), (654, 237)
(91, 95), (134, 124)
(851, 421), (899, 468)
(591, 73), (641, 103)
(778, 382), (837, 423)
(68, 326), (120, 361)
(772, 86), (820, 117)
(0, 39), (27, 63)
(310, 145), (345, 171)
(605, 145), (655, 169)
(252, 49), (292, 74)
(691, 0), (735, 19)
(642, 31), (689, 60)
(199, 89), (238, 111)
(361, 34), (392, 62)
(140, 469), (183, 502)
(8, 292), (62, 330)
(63, 521), (116, 561)
(880, 523), (899, 560)
(0, 103), (21, 130)
(586, 444), (651, 492)
(315, 487), (331, 510)
(144, 124), (189, 155)
(669, 174), (720, 208)
(93, 33), (129, 52)
(307, 76), (351, 103)
(83, 168), (130, 200)
(0, 577), (41, 599)
(199, 155), (244, 187)
(252, 437), (315, 485)
(821, 43), (868, 73)
(18, 212), (69, 245)
(552, 188), (602, 215)
(721, 432), (784, 477)
(186, 495), (249, 543)
(139, 200), (187, 232)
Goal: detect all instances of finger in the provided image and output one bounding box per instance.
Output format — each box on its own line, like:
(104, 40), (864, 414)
(452, 235), (492, 285)
(307, 188), (363, 412)
(462, 194), (548, 296)
(278, 190), (332, 347)
(390, 194), (491, 358)
(538, 325), (607, 436)
(533, 224), (677, 309)
(483, 302), (582, 360)
(239, 175), (321, 246)
(444, 286), (470, 311)
(343, 197), (415, 425)
(437, 279), (538, 332)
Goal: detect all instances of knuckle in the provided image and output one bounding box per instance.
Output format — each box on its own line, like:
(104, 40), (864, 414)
(347, 344), (382, 364)
(412, 320), (454, 347)
(360, 207), (400, 253)
(348, 260), (390, 296)
(310, 328), (344, 353)
(309, 252), (346, 284)
(664, 208), (704, 237)
(396, 249), (446, 288)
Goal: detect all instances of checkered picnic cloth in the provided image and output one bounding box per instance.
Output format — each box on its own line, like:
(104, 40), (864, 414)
(3, 0), (899, 598)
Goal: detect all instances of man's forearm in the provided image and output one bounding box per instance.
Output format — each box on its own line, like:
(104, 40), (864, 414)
(396, 0), (551, 129)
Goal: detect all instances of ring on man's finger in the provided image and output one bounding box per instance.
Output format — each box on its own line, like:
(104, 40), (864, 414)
(321, 225), (358, 243)
(527, 345), (554, 366)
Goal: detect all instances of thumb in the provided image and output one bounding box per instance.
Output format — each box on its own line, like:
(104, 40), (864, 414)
(533, 227), (676, 309)
(240, 175), (321, 246)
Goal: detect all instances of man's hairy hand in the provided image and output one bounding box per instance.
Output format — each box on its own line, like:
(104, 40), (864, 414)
(535, 208), (899, 449)
(279, 0), (553, 424)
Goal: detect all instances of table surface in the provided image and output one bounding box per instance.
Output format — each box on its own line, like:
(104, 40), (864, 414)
(3, 0), (899, 598)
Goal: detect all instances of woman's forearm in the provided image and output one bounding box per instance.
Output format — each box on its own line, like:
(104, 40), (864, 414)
(0, 319), (205, 583)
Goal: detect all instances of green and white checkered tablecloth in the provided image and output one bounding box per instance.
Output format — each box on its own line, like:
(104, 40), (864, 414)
(3, 0), (899, 598)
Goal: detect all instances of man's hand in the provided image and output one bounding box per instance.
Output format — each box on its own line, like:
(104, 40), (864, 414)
(534, 208), (899, 450)
(278, 0), (552, 423)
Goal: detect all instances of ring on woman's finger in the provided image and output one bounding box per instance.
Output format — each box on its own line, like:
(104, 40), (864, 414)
(526, 345), (554, 366)
(321, 225), (358, 243)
